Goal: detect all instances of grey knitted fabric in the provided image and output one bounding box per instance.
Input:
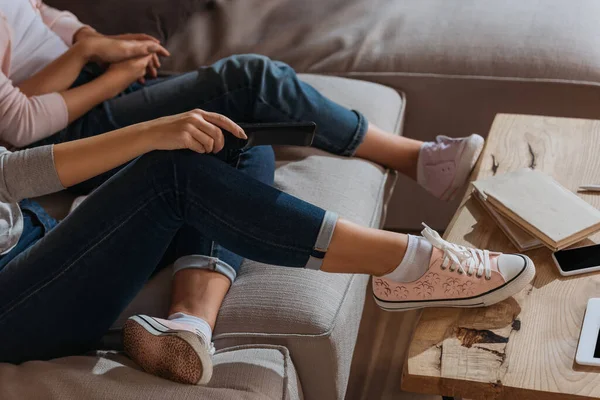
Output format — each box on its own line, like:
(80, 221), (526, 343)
(0, 145), (64, 254)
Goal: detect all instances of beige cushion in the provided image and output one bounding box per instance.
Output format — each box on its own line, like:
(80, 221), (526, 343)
(0, 345), (301, 400)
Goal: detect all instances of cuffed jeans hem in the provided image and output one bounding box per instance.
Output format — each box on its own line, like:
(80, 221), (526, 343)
(173, 255), (237, 283)
(339, 110), (369, 157)
(306, 211), (339, 270)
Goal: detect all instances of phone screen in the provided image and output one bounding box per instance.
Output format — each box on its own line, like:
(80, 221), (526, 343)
(554, 244), (600, 273)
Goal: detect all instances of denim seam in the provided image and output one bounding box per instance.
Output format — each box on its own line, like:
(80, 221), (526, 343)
(184, 192), (314, 255)
(173, 255), (237, 283)
(341, 111), (368, 157)
(0, 190), (171, 322)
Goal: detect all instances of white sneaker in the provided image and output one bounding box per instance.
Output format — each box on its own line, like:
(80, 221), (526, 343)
(123, 315), (215, 385)
(417, 134), (484, 201)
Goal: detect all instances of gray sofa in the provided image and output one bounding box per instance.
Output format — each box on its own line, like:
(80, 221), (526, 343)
(0, 75), (404, 400)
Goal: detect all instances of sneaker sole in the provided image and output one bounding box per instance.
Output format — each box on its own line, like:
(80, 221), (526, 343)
(374, 255), (536, 311)
(123, 315), (213, 385)
(441, 134), (485, 202)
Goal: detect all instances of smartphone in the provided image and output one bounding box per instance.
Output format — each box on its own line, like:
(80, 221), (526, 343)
(224, 122), (316, 150)
(552, 243), (600, 276)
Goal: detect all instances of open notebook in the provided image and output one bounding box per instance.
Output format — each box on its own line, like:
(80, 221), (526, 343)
(472, 169), (600, 251)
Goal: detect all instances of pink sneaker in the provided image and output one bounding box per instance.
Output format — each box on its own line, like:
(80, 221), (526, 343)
(417, 134), (484, 201)
(123, 315), (215, 385)
(372, 225), (535, 311)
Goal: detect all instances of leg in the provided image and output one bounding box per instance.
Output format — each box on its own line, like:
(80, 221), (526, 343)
(123, 147), (275, 384)
(100, 54), (482, 199)
(355, 124), (423, 179)
(0, 150), (532, 366)
(166, 146), (276, 329)
(0, 149), (390, 363)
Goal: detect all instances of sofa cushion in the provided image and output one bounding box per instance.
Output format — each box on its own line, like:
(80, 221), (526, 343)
(0, 345), (301, 400)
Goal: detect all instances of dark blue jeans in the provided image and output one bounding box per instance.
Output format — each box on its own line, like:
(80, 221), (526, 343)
(33, 54), (367, 282)
(0, 150), (338, 363)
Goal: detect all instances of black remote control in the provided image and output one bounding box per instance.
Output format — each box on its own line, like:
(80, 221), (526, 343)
(224, 122), (316, 150)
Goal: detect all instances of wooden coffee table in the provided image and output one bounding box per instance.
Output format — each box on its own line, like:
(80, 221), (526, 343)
(402, 114), (600, 400)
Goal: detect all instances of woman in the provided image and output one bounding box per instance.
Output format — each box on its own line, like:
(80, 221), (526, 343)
(0, 0), (535, 386)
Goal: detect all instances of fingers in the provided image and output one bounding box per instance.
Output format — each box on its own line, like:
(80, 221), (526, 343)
(184, 122), (218, 153)
(183, 114), (223, 153)
(147, 53), (160, 78)
(201, 111), (247, 139)
(182, 130), (207, 154)
(124, 40), (170, 60)
(173, 110), (247, 154)
(147, 42), (170, 57)
(115, 33), (160, 43)
(198, 119), (224, 153)
(135, 54), (155, 83)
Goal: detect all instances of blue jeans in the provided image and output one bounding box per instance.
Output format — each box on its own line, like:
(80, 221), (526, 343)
(33, 54), (367, 281)
(0, 200), (58, 271)
(0, 150), (338, 363)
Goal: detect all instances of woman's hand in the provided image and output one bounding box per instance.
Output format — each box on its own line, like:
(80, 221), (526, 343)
(143, 109), (248, 154)
(54, 110), (247, 187)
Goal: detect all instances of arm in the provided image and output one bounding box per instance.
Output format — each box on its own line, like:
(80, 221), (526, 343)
(0, 109), (247, 202)
(0, 15), (66, 147)
(54, 110), (247, 188)
(16, 41), (89, 97)
(17, 31), (169, 98)
(37, 1), (92, 46)
(2, 52), (154, 147)
(60, 54), (154, 124)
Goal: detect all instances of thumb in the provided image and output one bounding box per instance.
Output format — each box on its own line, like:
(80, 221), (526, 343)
(128, 40), (159, 57)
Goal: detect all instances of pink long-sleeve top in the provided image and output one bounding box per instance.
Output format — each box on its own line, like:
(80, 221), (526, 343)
(0, 0), (88, 148)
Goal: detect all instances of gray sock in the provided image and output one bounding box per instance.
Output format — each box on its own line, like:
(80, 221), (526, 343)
(383, 235), (432, 283)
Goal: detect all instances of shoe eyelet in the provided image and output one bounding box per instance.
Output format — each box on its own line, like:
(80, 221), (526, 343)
(485, 275), (492, 281)
(457, 269), (464, 274)
(467, 272), (473, 277)
(476, 273), (482, 278)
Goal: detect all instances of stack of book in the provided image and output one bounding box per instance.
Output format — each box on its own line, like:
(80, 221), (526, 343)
(472, 168), (600, 251)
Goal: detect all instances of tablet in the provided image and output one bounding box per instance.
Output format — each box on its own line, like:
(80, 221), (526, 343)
(576, 298), (600, 367)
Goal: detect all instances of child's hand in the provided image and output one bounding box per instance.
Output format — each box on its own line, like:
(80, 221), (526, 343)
(105, 55), (155, 94)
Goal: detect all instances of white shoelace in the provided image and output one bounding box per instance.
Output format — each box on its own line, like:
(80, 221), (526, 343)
(421, 223), (492, 279)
